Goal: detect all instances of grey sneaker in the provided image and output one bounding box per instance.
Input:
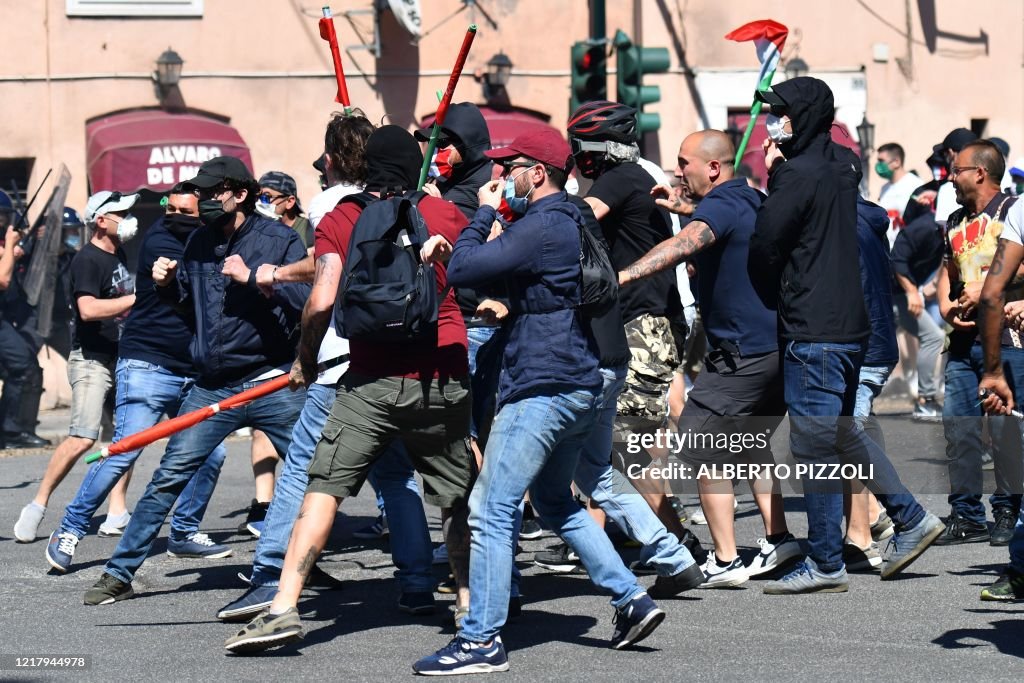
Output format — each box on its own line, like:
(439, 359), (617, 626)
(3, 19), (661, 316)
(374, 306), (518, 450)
(870, 510), (894, 542)
(84, 573), (134, 605)
(880, 512), (945, 580)
(763, 557), (849, 594)
(912, 398), (942, 422)
(224, 608), (303, 653)
(98, 511), (131, 538)
(14, 502), (46, 543)
(842, 537), (882, 571)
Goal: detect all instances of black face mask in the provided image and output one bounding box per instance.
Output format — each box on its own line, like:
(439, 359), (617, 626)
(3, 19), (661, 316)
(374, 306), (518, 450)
(164, 213), (202, 235)
(198, 199), (232, 229)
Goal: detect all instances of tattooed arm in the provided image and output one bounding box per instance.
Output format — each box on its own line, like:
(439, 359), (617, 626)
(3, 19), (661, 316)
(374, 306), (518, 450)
(619, 219), (716, 286)
(289, 253), (342, 389)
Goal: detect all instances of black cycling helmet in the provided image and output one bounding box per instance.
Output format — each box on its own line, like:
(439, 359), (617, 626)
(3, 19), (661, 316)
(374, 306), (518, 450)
(567, 101), (638, 144)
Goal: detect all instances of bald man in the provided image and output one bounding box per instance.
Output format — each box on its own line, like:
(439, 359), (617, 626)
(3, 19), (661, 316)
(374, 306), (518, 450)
(619, 130), (799, 587)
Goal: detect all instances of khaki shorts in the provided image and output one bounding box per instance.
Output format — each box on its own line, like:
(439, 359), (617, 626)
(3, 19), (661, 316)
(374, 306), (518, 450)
(306, 373), (473, 507)
(617, 314), (680, 419)
(67, 348), (114, 440)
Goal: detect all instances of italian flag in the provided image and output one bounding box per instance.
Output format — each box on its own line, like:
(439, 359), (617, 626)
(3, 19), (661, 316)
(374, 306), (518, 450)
(725, 19), (789, 88)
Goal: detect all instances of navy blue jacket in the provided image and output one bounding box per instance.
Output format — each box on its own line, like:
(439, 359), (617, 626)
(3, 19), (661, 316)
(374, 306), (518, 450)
(161, 213), (310, 387)
(856, 197), (899, 366)
(447, 192), (601, 406)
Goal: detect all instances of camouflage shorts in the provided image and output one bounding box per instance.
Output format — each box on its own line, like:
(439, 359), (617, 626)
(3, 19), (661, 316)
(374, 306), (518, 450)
(617, 314), (680, 419)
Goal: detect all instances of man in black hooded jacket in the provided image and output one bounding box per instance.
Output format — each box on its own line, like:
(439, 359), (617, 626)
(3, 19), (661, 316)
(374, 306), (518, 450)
(750, 77), (944, 595)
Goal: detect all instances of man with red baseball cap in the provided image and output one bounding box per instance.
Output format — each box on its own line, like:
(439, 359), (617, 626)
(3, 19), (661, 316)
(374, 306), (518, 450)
(414, 129), (665, 675)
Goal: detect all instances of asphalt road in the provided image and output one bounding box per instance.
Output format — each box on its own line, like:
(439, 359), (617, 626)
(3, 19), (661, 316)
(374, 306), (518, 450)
(1, 415), (1022, 682)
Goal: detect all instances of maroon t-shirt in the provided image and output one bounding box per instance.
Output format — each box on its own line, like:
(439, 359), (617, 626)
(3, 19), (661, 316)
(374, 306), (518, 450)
(315, 195), (469, 379)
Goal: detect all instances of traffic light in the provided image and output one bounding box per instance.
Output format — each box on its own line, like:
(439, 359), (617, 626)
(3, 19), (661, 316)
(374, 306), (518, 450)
(570, 40), (607, 115)
(613, 29), (670, 134)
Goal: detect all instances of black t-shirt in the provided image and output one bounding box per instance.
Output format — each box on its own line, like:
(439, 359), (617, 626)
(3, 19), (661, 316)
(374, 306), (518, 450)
(117, 220), (196, 375)
(588, 162), (680, 322)
(70, 242), (133, 363)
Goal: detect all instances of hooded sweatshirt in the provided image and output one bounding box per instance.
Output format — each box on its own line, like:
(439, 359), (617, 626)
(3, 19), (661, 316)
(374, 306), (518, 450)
(749, 77), (869, 343)
(856, 196), (899, 366)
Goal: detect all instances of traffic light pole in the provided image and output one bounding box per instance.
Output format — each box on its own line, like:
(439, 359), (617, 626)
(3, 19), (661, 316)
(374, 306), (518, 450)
(590, 0), (605, 42)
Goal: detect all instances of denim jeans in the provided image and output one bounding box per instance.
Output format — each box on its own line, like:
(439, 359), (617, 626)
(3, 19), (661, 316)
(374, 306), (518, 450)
(60, 359), (226, 539)
(942, 344), (1024, 524)
(461, 385), (642, 644)
(574, 365), (694, 576)
(105, 381), (307, 584)
(467, 325), (503, 440)
(1010, 509), (1024, 573)
(854, 364), (894, 451)
(784, 341), (925, 573)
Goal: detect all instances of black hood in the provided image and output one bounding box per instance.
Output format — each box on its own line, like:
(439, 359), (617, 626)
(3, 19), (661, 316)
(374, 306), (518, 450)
(435, 103), (492, 188)
(364, 125), (423, 194)
(857, 196), (889, 241)
(770, 77), (836, 159)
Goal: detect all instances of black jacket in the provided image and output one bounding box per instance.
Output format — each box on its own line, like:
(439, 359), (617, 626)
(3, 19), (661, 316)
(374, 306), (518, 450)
(749, 77), (869, 343)
(856, 197), (899, 366)
(161, 213), (310, 387)
(890, 213), (943, 289)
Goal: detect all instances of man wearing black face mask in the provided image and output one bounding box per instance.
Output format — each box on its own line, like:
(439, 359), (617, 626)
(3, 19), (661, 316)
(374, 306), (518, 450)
(84, 157), (311, 605)
(44, 184), (230, 572)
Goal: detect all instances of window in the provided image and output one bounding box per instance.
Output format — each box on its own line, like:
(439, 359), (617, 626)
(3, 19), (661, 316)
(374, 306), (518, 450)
(0, 158), (37, 205)
(66, 0), (203, 17)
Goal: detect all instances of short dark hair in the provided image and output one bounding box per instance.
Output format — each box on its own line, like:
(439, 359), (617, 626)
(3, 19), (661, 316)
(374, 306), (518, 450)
(519, 158), (569, 190)
(169, 182), (199, 197)
(963, 140), (1006, 182)
(324, 109), (374, 186)
(877, 143), (905, 164)
(222, 177), (260, 215)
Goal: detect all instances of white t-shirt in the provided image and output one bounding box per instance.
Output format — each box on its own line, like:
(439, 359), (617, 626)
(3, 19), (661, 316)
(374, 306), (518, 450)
(307, 182), (363, 385)
(934, 181), (960, 225)
(1001, 199), (1024, 246)
(877, 171), (921, 247)
(636, 157), (696, 308)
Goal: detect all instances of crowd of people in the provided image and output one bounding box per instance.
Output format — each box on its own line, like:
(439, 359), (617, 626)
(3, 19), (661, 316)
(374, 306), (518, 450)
(5, 75), (1024, 675)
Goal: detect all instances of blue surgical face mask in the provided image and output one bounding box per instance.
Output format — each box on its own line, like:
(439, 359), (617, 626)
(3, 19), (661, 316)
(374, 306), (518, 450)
(503, 168), (534, 216)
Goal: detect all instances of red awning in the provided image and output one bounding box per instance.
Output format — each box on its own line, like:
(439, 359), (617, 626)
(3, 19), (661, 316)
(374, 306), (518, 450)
(86, 109), (253, 193)
(418, 105), (561, 148)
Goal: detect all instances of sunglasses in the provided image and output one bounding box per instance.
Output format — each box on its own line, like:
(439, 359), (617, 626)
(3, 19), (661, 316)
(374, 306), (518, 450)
(258, 192), (287, 204)
(569, 138), (607, 157)
(500, 161), (539, 175)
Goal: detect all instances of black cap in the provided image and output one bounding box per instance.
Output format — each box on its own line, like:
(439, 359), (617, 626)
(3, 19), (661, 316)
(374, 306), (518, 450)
(754, 87), (789, 113)
(312, 154), (327, 174)
(185, 156), (254, 189)
(413, 124), (451, 146)
(989, 136), (1010, 157)
(935, 128), (978, 154)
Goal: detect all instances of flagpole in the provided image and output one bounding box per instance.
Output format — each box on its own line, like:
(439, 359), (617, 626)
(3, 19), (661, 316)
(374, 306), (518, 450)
(733, 69), (776, 167)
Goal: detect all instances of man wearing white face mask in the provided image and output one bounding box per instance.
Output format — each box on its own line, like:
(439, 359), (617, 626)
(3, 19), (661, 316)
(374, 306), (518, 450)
(14, 190), (137, 543)
(255, 172), (312, 250)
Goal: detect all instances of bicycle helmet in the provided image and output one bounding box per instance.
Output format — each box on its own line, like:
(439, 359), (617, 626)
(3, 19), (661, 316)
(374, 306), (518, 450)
(567, 101), (638, 143)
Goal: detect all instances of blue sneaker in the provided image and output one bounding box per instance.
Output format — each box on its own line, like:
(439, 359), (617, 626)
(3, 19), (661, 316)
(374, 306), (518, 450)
(245, 520), (265, 538)
(610, 592), (665, 650)
(216, 584), (277, 621)
(167, 531), (232, 559)
(880, 512), (945, 580)
(45, 530), (79, 572)
(413, 636), (509, 675)
(762, 557), (848, 594)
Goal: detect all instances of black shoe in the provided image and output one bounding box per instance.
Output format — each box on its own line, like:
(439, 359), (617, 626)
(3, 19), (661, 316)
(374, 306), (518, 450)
(237, 499), (269, 537)
(533, 543), (583, 573)
(508, 595), (522, 620)
(990, 507), (1018, 547)
(398, 591), (436, 615)
(519, 518), (544, 540)
(4, 431), (51, 448)
(84, 573), (134, 605)
(648, 562), (706, 598)
(932, 515), (989, 545)
(679, 527), (708, 565)
(304, 563), (345, 590)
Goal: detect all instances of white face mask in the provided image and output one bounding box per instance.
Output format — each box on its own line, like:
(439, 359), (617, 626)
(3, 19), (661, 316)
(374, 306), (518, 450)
(114, 214), (139, 242)
(255, 202), (281, 221)
(766, 114), (793, 144)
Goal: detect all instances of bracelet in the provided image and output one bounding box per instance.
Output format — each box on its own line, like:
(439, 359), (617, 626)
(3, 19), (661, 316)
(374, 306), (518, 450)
(272, 266), (279, 283)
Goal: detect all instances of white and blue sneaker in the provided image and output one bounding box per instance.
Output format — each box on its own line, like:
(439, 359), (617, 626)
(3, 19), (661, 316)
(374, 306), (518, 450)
(610, 592), (665, 650)
(745, 534), (802, 577)
(413, 636), (509, 675)
(167, 531), (232, 559)
(46, 530), (79, 572)
(216, 584), (277, 621)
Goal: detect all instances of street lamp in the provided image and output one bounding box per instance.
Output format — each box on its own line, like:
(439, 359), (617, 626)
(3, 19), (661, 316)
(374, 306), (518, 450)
(856, 115), (876, 157)
(784, 57), (809, 80)
(482, 51), (513, 109)
(154, 47), (185, 111)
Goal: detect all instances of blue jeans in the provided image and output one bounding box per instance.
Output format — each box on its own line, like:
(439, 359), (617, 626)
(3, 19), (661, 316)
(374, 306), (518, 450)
(574, 365), (694, 576)
(1010, 509), (1024, 573)
(942, 344), (1024, 524)
(467, 326), (503, 440)
(461, 386), (642, 644)
(105, 381), (307, 584)
(60, 359), (226, 539)
(784, 341), (925, 573)
(854, 364), (894, 451)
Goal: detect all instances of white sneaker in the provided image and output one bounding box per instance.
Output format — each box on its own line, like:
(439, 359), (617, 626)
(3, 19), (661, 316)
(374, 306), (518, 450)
(98, 511), (131, 537)
(689, 497), (738, 525)
(746, 534), (803, 578)
(699, 552), (749, 588)
(432, 543), (449, 565)
(14, 502), (46, 543)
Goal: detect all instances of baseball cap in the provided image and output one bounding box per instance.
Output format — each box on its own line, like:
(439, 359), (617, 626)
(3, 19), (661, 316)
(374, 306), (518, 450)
(1010, 157), (1024, 178)
(258, 171), (301, 210)
(413, 125), (452, 146)
(989, 137), (1010, 158)
(484, 129), (574, 173)
(933, 128), (978, 155)
(85, 190), (139, 223)
(184, 156), (254, 189)
(312, 155), (327, 175)
(754, 87), (789, 113)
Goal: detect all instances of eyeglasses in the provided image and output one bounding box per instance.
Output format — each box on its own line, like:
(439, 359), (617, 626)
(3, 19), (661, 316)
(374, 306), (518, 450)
(258, 192), (287, 204)
(198, 184), (231, 200)
(499, 161), (538, 175)
(950, 166), (980, 177)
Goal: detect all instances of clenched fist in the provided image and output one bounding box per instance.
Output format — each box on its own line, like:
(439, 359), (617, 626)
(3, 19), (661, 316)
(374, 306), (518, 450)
(153, 257), (178, 286)
(221, 254), (251, 284)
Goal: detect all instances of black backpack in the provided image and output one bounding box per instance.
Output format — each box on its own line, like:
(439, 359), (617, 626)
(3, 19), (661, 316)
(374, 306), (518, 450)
(334, 191), (439, 342)
(577, 219), (619, 318)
